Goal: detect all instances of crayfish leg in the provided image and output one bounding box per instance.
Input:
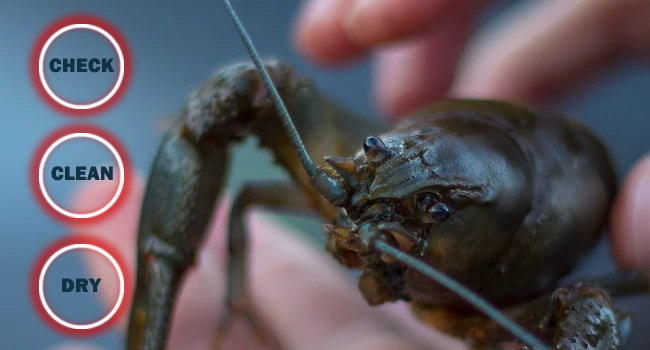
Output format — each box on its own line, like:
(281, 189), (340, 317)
(410, 281), (632, 350)
(213, 181), (315, 350)
(550, 284), (623, 350)
(496, 282), (637, 350)
(127, 133), (229, 350)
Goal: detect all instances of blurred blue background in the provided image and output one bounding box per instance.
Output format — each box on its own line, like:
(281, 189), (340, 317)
(1, 0), (649, 349)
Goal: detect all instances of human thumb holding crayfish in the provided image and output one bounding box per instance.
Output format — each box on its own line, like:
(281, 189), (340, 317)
(52, 0), (650, 349)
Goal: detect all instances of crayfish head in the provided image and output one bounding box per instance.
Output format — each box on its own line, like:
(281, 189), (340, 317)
(319, 121), (534, 269)
(347, 118), (537, 287)
(314, 134), (430, 255)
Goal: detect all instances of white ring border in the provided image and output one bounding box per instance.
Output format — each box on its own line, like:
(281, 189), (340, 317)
(38, 133), (125, 219)
(38, 23), (125, 109)
(38, 244), (125, 329)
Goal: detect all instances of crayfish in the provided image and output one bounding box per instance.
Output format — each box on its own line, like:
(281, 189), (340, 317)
(125, 1), (650, 349)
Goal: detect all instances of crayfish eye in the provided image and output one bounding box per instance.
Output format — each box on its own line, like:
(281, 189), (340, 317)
(417, 194), (451, 223)
(363, 136), (393, 163)
(363, 136), (382, 152)
(428, 203), (451, 222)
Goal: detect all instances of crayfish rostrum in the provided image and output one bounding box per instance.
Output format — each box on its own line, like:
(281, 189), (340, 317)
(124, 2), (650, 350)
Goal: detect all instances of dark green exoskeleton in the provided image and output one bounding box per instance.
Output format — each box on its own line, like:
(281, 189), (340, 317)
(125, 2), (650, 350)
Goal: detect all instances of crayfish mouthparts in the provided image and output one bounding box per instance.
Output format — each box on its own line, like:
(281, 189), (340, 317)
(322, 216), (425, 258)
(357, 221), (424, 254)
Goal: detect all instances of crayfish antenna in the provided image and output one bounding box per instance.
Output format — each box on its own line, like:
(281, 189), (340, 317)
(220, 0), (317, 179)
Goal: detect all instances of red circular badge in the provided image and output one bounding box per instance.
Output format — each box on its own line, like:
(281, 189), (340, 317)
(30, 235), (132, 336)
(30, 14), (132, 116)
(29, 124), (132, 224)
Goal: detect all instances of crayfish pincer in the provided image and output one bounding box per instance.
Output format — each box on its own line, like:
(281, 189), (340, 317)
(125, 1), (650, 350)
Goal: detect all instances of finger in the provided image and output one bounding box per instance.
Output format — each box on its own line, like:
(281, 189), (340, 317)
(452, 0), (650, 103)
(343, 0), (458, 48)
(294, 0), (485, 66)
(610, 152), (650, 269)
(374, 9), (474, 117)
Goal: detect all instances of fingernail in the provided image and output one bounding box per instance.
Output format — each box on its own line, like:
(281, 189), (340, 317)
(629, 174), (650, 267)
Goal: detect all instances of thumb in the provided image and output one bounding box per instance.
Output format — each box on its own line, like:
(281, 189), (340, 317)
(611, 152), (650, 269)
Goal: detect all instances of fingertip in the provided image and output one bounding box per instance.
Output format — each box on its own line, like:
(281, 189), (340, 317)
(293, 0), (366, 66)
(611, 153), (650, 269)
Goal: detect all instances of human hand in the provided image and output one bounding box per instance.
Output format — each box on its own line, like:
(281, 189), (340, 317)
(293, 0), (650, 271)
(294, 0), (650, 114)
